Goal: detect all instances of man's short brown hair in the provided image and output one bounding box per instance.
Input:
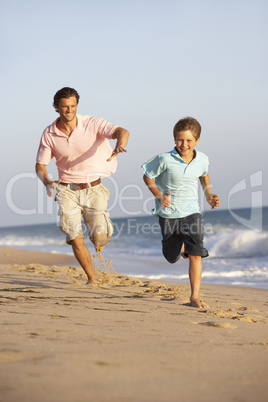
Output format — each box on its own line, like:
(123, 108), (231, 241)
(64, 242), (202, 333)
(53, 87), (80, 110)
(173, 117), (201, 140)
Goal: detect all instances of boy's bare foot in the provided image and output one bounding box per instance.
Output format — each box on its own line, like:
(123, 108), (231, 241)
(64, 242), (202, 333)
(180, 252), (188, 259)
(189, 298), (209, 309)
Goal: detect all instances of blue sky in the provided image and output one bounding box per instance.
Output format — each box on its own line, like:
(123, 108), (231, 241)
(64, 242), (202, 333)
(1, 0), (267, 227)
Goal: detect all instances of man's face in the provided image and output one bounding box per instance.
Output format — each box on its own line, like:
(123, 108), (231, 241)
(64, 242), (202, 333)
(56, 96), (78, 123)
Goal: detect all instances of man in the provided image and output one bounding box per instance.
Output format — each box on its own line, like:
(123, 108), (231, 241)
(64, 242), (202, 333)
(36, 87), (129, 284)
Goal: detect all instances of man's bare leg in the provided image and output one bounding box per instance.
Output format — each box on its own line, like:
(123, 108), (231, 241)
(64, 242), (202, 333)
(71, 238), (97, 283)
(188, 254), (209, 308)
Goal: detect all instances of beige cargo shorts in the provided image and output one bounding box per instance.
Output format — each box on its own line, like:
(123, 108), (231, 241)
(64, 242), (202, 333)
(55, 183), (113, 248)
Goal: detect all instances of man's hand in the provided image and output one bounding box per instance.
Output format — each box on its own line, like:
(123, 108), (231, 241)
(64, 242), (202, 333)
(46, 180), (61, 197)
(207, 193), (220, 209)
(158, 192), (171, 208)
(35, 163), (61, 198)
(107, 127), (129, 161)
(107, 145), (127, 161)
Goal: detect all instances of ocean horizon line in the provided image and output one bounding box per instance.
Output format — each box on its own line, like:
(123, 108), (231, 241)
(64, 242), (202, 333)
(1, 205), (267, 230)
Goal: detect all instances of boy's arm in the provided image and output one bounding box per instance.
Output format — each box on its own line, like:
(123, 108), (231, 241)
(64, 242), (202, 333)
(199, 173), (220, 209)
(143, 174), (171, 208)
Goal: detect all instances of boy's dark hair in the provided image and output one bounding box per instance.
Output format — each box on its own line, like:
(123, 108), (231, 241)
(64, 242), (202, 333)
(53, 87), (80, 111)
(173, 117), (201, 140)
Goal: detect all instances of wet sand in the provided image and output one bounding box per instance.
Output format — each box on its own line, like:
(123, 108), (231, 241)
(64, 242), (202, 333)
(0, 246), (267, 402)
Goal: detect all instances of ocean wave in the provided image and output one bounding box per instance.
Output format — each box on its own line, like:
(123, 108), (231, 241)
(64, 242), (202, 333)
(130, 265), (268, 287)
(202, 267), (268, 278)
(205, 230), (268, 258)
(0, 235), (66, 247)
(1, 221), (268, 261)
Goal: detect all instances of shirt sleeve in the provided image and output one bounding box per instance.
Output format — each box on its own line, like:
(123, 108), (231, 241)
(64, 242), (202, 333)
(95, 117), (119, 139)
(141, 155), (166, 179)
(36, 130), (53, 165)
(200, 155), (209, 177)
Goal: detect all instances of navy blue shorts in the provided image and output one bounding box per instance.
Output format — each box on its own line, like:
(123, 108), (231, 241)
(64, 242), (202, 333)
(159, 213), (208, 264)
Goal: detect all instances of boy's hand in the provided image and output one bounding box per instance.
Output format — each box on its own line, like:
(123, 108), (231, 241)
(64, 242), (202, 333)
(207, 193), (220, 209)
(158, 192), (171, 208)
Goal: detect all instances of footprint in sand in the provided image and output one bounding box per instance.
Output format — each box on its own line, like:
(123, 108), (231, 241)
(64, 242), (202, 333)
(161, 296), (176, 301)
(0, 350), (30, 362)
(196, 321), (237, 329)
(232, 316), (258, 323)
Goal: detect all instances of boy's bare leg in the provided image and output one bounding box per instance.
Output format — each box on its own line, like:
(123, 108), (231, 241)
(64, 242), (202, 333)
(71, 238), (97, 283)
(180, 243), (188, 259)
(188, 255), (209, 308)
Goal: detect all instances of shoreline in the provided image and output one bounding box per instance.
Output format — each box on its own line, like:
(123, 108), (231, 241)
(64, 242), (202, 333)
(0, 246), (267, 401)
(1, 245), (266, 290)
(0, 246), (78, 266)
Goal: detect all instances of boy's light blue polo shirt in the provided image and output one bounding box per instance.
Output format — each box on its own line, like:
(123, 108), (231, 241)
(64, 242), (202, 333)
(142, 148), (209, 218)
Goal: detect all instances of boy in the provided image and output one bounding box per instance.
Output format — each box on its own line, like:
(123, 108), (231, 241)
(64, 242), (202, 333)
(142, 117), (220, 308)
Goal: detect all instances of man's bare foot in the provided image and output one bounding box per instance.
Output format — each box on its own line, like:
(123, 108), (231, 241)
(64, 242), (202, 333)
(86, 278), (100, 285)
(95, 246), (105, 254)
(189, 298), (209, 309)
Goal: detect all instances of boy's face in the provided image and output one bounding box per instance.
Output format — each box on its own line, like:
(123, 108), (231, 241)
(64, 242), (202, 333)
(174, 130), (200, 161)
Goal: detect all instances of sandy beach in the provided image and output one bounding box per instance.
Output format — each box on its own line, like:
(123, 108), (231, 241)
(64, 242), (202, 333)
(0, 246), (267, 402)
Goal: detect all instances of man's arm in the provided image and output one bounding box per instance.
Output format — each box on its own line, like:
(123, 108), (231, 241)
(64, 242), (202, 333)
(35, 163), (60, 197)
(143, 174), (171, 208)
(199, 173), (220, 209)
(107, 127), (130, 161)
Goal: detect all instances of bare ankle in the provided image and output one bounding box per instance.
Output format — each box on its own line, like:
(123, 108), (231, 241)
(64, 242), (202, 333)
(86, 275), (97, 284)
(190, 297), (209, 309)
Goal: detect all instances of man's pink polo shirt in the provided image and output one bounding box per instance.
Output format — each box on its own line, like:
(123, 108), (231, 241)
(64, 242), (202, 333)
(36, 114), (118, 183)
